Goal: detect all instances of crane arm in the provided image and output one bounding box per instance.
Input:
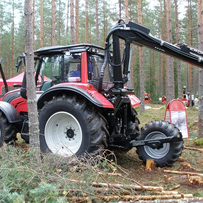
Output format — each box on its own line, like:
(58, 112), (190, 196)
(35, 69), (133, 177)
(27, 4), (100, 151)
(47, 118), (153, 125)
(106, 20), (203, 68)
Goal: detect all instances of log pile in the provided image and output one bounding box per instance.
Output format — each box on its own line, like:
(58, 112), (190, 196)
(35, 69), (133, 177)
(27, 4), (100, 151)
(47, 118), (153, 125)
(60, 148), (203, 202)
(63, 178), (196, 202)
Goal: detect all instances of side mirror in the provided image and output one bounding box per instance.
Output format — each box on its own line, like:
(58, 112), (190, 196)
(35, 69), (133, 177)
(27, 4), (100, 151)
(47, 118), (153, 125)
(16, 60), (22, 72)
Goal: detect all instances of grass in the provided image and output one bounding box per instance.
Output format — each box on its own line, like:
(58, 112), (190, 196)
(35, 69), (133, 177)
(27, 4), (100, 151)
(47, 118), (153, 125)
(0, 103), (203, 202)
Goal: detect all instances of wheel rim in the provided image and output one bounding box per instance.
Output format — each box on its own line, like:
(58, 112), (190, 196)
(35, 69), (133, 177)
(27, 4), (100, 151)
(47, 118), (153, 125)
(45, 111), (83, 156)
(144, 131), (170, 159)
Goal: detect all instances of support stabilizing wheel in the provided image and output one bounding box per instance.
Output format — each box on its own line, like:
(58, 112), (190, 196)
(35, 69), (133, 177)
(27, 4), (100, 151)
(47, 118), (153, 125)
(136, 120), (183, 167)
(39, 95), (108, 157)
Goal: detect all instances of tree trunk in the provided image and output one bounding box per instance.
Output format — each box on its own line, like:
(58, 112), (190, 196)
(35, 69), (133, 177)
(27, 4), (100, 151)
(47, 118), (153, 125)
(24, 0), (40, 162)
(174, 0), (182, 99)
(70, 0), (75, 44)
(197, 0), (203, 137)
(103, 2), (106, 47)
(164, 0), (168, 97)
(160, 0), (165, 97)
(58, 0), (61, 45)
(96, 0), (99, 46)
(119, 0), (121, 18)
(75, 0), (79, 44)
(188, 0), (193, 107)
(51, 0), (56, 46)
(124, 0), (128, 23)
(66, 0), (70, 45)
(125, 0), (131, 88)
(33, 0), (35, 49)
(85, 0), (88, 43)
(40, 0), (44, 47)
(138, 0), (145, 114)
(12, 0), (14, 77)
(166, 0), (174, 104)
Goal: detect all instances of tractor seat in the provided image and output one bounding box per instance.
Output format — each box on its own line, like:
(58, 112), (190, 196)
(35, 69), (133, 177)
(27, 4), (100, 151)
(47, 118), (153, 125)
(40, 81), (52, 91)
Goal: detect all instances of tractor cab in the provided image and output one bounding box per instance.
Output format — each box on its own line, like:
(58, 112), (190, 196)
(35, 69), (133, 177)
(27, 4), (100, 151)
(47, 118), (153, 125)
(34, 45), (114, 90)
(15, 44), (114, 99)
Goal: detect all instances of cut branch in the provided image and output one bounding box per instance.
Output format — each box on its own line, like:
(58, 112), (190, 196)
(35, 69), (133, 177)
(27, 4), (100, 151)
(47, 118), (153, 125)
(68, 179), (163, 192)
(67, 194), (194, 202)
(184, 146), (203, 152)
(164, 169), (203, 177)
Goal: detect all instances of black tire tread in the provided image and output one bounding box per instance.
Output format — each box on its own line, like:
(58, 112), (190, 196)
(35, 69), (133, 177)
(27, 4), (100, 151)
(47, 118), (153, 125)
(0, 111), (16, 144)
(39, 95), (108, 157)
(136, 120), (183, 167)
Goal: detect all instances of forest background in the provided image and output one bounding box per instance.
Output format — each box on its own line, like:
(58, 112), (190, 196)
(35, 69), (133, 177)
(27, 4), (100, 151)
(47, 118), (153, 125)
(0, 0), (199, 102)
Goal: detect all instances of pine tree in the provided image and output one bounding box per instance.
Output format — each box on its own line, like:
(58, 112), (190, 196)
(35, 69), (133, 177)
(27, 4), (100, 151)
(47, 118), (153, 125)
(40, 0), (44, 47)
(138, 0), (145, 113)
(70, 0), (75, 44)
(51, 0), (56, 46)
(24, 0), (40, 162)
(197, 0), (203, 137)
(174, 0), (182, 99)
(85, 0), (88, 43)
(75, 0), (79, 44)
(166, 0), (174, 104)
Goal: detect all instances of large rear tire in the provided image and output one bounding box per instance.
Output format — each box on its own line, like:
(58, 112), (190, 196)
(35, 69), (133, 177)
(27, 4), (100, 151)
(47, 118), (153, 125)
(39, 95), (108, 157)
(136, 120), (183, 167)
(0, 111), (16, 146)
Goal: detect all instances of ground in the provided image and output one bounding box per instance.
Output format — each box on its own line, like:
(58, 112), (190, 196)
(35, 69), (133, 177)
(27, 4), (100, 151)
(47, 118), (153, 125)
(114, 104), (203, 199)
(14, 103), (203, 202)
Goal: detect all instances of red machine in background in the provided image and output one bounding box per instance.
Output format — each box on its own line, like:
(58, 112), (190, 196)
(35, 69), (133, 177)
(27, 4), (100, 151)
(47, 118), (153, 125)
(161, 86), (195, 107)
(144, 93), (151, 103)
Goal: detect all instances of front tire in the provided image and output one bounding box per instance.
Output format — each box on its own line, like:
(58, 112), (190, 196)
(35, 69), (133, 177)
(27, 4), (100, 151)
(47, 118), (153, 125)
(0, 111), (16, 146)
(136, 120), (183, 167)
(39, 95), (108, 157)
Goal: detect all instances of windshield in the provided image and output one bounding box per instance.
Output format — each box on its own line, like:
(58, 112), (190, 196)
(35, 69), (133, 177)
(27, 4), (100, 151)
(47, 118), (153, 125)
(38, 53), (81, 85)
(40, 55), (62, 84)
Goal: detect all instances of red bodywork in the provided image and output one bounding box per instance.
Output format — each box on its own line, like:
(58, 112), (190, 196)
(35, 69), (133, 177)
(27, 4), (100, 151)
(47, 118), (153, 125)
(3, 89), (28, 113)
(2, 51), (140, 113)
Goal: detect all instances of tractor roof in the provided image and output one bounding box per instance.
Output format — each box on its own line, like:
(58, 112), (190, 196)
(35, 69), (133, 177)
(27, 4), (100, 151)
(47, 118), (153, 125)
(34, 44), (105, 56)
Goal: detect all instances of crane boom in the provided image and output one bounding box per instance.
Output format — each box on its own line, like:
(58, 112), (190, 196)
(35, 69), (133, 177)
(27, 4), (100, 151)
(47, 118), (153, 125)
(108, 20), (203, 68)
(98, 20), (203, 90)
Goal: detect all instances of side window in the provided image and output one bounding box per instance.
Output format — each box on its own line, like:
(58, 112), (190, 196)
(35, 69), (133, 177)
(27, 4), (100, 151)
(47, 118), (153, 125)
(65, 54), (81, 82)
(88, 55), (112, 82)
(87, 55), (101, 81)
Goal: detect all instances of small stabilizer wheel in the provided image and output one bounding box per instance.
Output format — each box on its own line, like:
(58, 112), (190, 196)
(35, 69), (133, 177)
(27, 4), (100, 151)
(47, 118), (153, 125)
(136, 120), (183, 167)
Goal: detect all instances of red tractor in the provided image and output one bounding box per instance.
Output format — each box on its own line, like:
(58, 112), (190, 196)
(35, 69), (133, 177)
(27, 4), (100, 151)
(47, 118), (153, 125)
(1, 20), (202, 167)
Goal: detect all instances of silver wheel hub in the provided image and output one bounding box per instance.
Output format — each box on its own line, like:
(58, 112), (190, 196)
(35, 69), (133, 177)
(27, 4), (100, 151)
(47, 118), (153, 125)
(45, 111), (82, 156)
(144, 131), (170, 159)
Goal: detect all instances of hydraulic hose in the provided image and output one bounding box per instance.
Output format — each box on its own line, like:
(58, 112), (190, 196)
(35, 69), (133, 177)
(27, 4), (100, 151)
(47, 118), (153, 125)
(98, 49), (110, 92)
(98, 20), (126, 92)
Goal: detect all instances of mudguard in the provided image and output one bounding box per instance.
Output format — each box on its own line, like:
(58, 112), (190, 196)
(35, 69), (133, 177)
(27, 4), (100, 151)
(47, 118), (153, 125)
(127, 95), (140, 107)
(0, 101), (22, 123)
(37, 83), (114, 109)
